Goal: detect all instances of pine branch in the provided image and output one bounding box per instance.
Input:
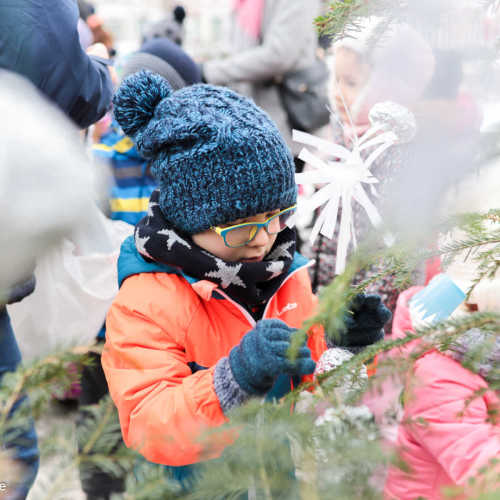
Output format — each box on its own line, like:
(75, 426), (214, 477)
(0, 349), (88, 437)
(315, 0), (407, 40)
(316, 312), (499, 394)
(81, 397), (116, 455)
(28, 395), (135, 500)
(122, 461), (184, 500)
(439, 232), (500, 267)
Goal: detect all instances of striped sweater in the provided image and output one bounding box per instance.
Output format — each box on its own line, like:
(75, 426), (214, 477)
(93, 121), (157, 226)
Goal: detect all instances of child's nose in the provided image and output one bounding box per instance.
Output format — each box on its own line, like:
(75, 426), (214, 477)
(334, 86), (345, 104)
(249, 226), (270, 247)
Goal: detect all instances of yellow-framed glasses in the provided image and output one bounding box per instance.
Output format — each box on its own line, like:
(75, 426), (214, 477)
(212, 205), (297, 248)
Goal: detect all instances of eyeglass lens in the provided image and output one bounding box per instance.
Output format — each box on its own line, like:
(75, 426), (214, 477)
(224, 209), (295, 247)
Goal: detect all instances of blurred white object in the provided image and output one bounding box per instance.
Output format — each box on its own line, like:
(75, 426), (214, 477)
(8, 212), (133, 360)
(439, 160), (500, 313)
(293, 102), (412, 274)
(0, 70), (105, 292)
(335, 19), (435, 123)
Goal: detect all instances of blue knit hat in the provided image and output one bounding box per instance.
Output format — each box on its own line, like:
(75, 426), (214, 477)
(113, 70), (297, 234)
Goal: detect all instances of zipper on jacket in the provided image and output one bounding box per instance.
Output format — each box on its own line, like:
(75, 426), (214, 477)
(262, 260), (314, 319)
(214, 289), (257, 327)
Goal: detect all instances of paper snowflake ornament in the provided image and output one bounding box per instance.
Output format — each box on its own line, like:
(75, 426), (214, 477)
(293, 101), (416, 275)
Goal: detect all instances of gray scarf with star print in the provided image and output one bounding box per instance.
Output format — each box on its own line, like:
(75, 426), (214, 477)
(134, 190), (296, 307)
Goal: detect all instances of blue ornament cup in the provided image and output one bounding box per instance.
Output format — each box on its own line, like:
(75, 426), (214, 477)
(409, 273), (466, 327)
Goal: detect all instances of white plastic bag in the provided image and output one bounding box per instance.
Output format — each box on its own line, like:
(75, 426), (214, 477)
(8, 210), (133, 361)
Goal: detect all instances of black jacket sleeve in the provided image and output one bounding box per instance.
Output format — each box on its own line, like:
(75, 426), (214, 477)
(0, 0), (113, 129)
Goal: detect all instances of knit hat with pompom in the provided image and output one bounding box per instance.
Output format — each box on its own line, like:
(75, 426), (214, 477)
(113, 70), (297, 234)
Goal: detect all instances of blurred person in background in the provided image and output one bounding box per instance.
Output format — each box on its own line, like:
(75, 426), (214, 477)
(77, 38), (202, 500)
(0, 0), (113, 130)
(142, 5), (187, 46)
(0, 279), (37, 500)
(384, 163), (500, 500)
(86, 12), (116, 58)
(75, 0), (118, 142)
(93, 37), (201, 226)
(386, 47), (482, 244)
(0, 1), (114, 497)
(77, 0), (95, 22)
(75, 4), (116, 144)
(200, 0), (323, 157)
(303, 21), (436, 332)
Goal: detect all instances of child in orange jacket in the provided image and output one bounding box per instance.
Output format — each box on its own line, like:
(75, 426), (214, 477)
(101, 70), (390, 479)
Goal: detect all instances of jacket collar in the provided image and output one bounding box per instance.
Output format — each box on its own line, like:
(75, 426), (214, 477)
(118, 235), (311, 299)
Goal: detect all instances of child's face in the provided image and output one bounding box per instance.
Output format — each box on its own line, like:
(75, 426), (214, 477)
(333, 47), (371, 124)
(192, 210), (280, 263)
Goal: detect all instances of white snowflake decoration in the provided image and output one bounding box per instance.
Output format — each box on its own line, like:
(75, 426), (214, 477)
(293, 101), (415, 275)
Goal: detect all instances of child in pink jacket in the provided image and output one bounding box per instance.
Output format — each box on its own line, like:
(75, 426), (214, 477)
(384, 286), (500, 500)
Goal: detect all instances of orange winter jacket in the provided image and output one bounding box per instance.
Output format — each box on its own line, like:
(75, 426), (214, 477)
(102, 237), (326, 467)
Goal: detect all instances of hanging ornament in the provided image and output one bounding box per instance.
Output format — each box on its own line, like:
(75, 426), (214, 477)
(293, 101), (416, 275)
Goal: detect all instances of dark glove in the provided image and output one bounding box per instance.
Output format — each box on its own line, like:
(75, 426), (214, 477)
(335, 293), (391, 348)
(229, 319), (316, 395)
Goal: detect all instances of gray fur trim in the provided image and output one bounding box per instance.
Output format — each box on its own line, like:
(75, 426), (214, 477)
(213, 356), (251, 415)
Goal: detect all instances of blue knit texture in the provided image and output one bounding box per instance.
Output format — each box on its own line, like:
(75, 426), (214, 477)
(113, 70), (297, 234)
(326, 294), (391, 349)
(229, 319), (316, 395)
(213, 356), (251, 414)
(113, 71), (173, 138)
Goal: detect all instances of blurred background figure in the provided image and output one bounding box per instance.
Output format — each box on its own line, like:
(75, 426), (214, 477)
(142, 5), (187, 46)
(77, 17), (95, 51)
(0, 0), (113, 130)
(78, 0), (116, 56)
(86, 12), (116, 57)
(94, 36), (202, 227)
(383, 147), (500, 500)
(303, 20), (437, 330)
(200, 0), (324, 156)
(78, 0), (96, 22)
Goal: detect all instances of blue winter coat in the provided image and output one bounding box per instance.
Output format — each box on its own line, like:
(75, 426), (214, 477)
(0, 0), (113, 129)
(93, 121), (157, 226)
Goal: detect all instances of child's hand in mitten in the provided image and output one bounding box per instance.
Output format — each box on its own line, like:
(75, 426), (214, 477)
(331, 293), (391, 349)
(229, 319), (316, 395)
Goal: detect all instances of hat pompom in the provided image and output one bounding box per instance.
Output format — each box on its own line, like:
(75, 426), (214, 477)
(173, 5), (186, 24)
(113, 70), (173, 138)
